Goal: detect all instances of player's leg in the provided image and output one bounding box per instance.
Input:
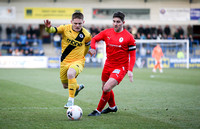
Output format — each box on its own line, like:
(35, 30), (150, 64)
(101, 89), (118, 114)
(60, 65), (71, 108)
(88, 66), (111, 116)
(153, 60), (157, 72)
(88, 67), (126, 116)
(101, 67), (127, 114)
(64, 61), (84, 108)
(158, 59), (163, 73)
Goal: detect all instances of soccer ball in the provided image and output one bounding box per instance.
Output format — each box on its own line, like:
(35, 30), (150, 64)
(66, 105), (83, 120)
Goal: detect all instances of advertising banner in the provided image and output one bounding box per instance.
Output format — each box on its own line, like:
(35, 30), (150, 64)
(0, 6), (15, 19)
(0, 56), (48, 68)
(159, 8), (190, 21)
(190, 8), (200, 20)
(48, 57), (60, 68)
(24, 7), (83, 19)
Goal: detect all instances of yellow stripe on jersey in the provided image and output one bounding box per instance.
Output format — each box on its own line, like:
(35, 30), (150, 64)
(55, 24), (91, 63)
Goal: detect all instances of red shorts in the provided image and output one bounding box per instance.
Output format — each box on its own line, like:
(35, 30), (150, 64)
(101, 65), (128, 84)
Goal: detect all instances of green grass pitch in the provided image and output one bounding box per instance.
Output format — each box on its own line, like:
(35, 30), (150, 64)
(0, 68), (200, 129)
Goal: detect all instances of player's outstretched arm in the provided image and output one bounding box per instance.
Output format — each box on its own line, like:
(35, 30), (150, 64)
(44, 19), (56, 33)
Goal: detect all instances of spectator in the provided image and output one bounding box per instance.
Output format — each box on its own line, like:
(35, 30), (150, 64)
(178, 26), (184, 36)
(164, 25), (171, 36)
(11, 25), (17, 40)
(137, 24), (144, 35)
(17, 33), (27, 50)
(171, 25), (177, 38)
(140, 33), (146, 39)
(12, 48), (22, 56)
(89, 25), (99, 35)
(150, 25), (157, 35)
(33, 26), (40, 38)
(131, 25), (137, 36)
(135, 33), (140, 39)
(144, 25), (151, 37)
(187, 25), (193, 36)
(157, 25), (163, 37)
(173, 29), (180, 39)
(6, 26), (12, 39)
(27, 33), (33, 46)
(53, 34), (61, 47)
(146, 34), (152, 39)
(26, 24), (34, 37)
(17, 26), (24, 35)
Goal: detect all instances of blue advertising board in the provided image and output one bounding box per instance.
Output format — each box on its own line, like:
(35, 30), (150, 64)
(190, 8), (200, 20)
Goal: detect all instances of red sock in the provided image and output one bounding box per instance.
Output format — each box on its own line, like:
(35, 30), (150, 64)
(97, 91), (110, 112)
(108, 90), (116, 107)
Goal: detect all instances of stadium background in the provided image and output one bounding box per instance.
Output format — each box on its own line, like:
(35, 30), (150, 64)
(0, 0), (200, 68)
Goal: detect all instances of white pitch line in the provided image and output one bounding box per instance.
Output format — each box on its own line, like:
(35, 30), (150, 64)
(0, 107), (64, 110)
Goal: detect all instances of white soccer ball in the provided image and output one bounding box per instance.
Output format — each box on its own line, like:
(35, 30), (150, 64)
(66, 105), (83, 120)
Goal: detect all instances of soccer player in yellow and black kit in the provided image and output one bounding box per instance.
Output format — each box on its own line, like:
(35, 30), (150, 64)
(44, 12), (91, 108)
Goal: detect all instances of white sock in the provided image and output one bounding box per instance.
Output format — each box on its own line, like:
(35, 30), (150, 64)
(109, 106), (116, 110)
(68, 97), (74, 104)
(95, 109), (101, 114)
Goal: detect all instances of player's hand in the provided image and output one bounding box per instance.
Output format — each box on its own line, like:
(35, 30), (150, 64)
(128, 70), (133, 82)
(88, 49), (96, 57)
(44, 19), (51, 28)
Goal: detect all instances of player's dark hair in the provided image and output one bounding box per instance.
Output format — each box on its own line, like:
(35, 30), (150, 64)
(113, 11), (125, 22)
(72, 12), (84, 20)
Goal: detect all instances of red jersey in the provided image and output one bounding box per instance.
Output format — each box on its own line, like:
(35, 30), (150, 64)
(91, 28), (136, 71)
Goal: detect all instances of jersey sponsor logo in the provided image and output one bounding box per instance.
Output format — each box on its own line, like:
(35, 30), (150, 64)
(67, 39), (82, 46)
(112, 69), (120, 74)
(119, 37), (123, 42)
(108, 43), (121, 48)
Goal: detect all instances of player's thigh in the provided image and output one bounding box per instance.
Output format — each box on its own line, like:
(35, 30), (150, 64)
(69, 60), (84, 77)
(60, 64), (70, 84)
(110, 67), (127, 85)
(101, 65), (112, 82)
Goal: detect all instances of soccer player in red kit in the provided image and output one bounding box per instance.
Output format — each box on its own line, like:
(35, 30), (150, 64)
(88, 12), (136, 116)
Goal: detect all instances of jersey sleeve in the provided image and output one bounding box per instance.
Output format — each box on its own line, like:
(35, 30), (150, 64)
(91, 30), (106, 49)
(55, 25), (65, 34)
(128, 35), (136, 72)
(85, 34), (92, 46)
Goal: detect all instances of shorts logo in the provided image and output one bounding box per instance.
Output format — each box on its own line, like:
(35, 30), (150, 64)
(112, 69), (120, 74)
(119, 37), (123, 42)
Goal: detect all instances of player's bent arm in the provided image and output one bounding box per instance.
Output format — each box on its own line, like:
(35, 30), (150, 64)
(128, 49), (136, 72)
(45, 27), (57, 33)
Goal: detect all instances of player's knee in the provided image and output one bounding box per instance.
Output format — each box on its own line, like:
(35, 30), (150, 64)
(67, 73), (76, 79)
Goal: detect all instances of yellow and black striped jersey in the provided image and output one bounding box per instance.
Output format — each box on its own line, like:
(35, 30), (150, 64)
(55, 24), (91, 63)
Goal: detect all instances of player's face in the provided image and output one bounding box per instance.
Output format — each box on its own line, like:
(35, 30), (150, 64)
(71, 18), (84, 32)
(113, 17), (124, 32)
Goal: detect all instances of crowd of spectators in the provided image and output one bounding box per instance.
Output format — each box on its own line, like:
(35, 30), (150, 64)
(0, 24), (199, 57)
(89, 24), (194, 41)
(0, 24), (43, 56)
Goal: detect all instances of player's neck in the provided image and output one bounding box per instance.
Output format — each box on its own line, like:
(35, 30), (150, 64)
(115, 28), (124, 33)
